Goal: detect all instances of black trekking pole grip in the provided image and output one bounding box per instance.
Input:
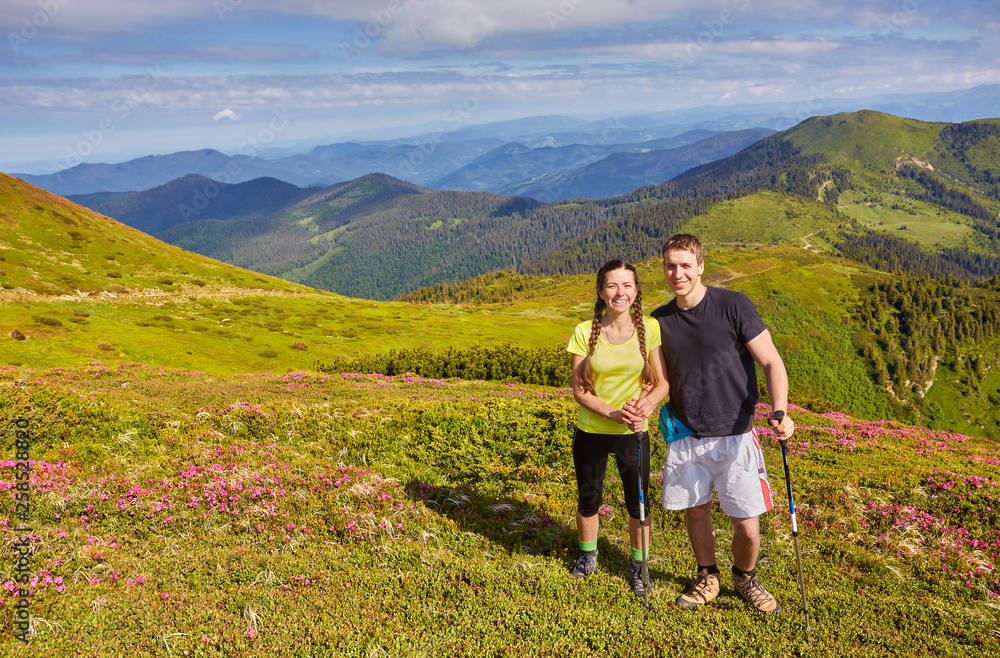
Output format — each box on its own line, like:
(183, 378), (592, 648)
(772, 410), (796, 536)
(772, 410), (792, 500)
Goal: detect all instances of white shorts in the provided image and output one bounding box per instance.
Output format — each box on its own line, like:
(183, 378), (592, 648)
(660, 428), (775, 518)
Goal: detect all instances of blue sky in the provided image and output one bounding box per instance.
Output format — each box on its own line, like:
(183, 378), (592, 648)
(2, 0), (999, 170)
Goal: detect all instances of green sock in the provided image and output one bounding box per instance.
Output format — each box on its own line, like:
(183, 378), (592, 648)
(579, 539), (598, 552)
(631, 547), (648, 562)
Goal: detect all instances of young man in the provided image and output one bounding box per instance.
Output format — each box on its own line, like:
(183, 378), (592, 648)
(650, 234), (795, 612)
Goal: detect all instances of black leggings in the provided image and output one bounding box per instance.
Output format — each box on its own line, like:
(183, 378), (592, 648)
(572, 428), (650, 519)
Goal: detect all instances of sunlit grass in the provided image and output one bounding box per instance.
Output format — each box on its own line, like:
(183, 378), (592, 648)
(840, 199), (973, 249)
(0, 365), (998, 655)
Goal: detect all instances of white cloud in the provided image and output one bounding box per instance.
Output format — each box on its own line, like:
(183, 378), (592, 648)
(715, 38), (841, 56)
(3, 0), (995, 50)
(746, 83), (782, 97)
(0, 72), (512, 112)
(2, 0), (998, 167)
(6, 53), (1000, 119)
(580, 37), (841, 60)
(213, 108), (241, 121)
(380, 4), (499, 54)
(0, 0), (720, 45)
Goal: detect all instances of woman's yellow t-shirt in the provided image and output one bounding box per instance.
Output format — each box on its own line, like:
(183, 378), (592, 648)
(566, 316), (662, 434)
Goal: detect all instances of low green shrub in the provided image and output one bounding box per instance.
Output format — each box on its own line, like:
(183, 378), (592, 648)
(316, 343), (570, 386)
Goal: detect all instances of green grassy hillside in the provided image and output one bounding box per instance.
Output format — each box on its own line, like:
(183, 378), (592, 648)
(0, 173), (290, 297)
(0, 175), (576, 374)
(1, 363), (998, 655)
(785, 111), (943, 176)
(682, 190), (842, 247)
(782, 113), (1000, 261)
(838, 198), (974, 250)
(923, 119), (1000, 195)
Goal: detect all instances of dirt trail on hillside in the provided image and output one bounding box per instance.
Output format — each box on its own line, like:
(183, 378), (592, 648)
(0, 285), (343, 305)
(703, 264), (782, 286)
(817, 180), (832, 202)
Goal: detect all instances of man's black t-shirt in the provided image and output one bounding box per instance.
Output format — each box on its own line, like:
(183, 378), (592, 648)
(652, 286), (767, 437)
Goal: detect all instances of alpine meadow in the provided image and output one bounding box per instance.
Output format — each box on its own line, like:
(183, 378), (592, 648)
(2, 108), (1000, 657)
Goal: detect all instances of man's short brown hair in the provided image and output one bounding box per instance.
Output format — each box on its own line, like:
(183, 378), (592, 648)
(662, 233), (703, 264)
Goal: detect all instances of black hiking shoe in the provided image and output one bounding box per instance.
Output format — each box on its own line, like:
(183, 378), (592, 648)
(630, 559), (648, 598)
(570, 549), (598, 578)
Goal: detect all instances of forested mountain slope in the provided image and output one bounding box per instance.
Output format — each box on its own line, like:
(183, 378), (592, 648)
(502, 128), (775, 200)
(159, 174), (553, 299)
(67, 175), (316, 234)
(153, 129), (825, 299)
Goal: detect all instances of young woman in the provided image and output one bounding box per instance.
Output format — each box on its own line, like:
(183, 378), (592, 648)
(566, 259), (670, 597)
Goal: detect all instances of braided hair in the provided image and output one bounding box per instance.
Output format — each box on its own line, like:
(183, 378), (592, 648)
(576, 260), (655, 395)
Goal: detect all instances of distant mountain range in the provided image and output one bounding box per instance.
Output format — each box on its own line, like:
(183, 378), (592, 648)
(61, 128), (779, 297)
(67, 175), (317, 235)
(13, 140), (506, 196)
(195, 112), (1000, 297)
(12, 84), (999, 198)
(499, 129), (775, 200)
(23, 128), (769, 200)
(329, 83), (1000, 146)
(65, 128), (777, 233)
(16, 149), (331, 195)
(429, 129), (741, 198)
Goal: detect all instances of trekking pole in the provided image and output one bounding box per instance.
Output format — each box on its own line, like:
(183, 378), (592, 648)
(773, 410), (813, 631)
(636, 431), (651, 611)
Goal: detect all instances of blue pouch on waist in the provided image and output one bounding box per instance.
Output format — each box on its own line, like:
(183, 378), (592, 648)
(658, 402), (695, 443)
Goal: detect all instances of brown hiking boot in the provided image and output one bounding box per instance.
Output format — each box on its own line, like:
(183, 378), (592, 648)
(733, 570), (783, 613)
(675, 568), (720, 608)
